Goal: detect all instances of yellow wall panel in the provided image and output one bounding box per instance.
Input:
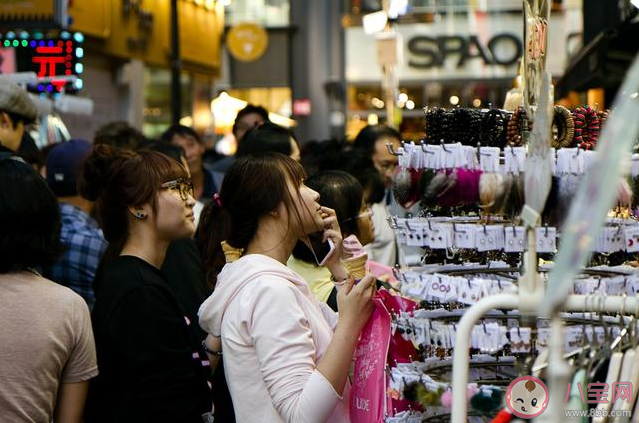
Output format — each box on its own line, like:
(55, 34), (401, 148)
(69, 0), (111, 38)
(69, 0), (221, 73)
(178, 1), (223, 70)
(0, 0), (54, 17)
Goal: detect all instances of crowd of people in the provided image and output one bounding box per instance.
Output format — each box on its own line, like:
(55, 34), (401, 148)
(0, 77), (412, 423)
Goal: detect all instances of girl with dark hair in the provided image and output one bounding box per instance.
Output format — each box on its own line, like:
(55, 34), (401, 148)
(197, 153), (375, 423)
(288, 170), (375, 310)
(80, 145), (212, 423)
(0, 156), (98, 423)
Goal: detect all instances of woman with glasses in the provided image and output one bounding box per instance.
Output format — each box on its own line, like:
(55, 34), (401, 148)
(79, 145), (212, 423)
(288, 170), (375, 311)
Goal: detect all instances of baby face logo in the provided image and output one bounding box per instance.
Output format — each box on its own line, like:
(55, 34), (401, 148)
(506, 376), (549, 419)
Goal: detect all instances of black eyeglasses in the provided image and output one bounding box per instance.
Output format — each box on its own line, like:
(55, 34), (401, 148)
(160, 178), (194, 201)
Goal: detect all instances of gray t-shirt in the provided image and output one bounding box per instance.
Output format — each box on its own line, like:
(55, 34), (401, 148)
(0, 271), (98, 422)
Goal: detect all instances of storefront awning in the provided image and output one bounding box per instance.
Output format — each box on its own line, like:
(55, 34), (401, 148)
(556, 21), (639, 98)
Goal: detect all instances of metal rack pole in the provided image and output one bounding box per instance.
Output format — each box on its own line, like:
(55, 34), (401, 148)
(451, 294), (639, 423)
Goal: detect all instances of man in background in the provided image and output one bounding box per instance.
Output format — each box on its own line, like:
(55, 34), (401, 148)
(45, 139), (107, 309)
(209, 104), (269, 174)
(0, 77), (37, 154)
(162, 125), (219, 201)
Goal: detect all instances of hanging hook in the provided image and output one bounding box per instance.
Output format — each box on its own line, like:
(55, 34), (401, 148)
(420, 139), (434, 154)
(440, 139), (451, 153)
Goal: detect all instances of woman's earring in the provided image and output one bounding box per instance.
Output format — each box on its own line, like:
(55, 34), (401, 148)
(134, 211), (147, 220)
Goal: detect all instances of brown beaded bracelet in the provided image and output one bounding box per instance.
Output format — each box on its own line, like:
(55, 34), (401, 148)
(506, 107), (531, 146)
(551, 105), (575, 149)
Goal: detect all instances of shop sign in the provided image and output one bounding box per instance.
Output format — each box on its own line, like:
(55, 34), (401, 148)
(122, 0), (154, 51)
(226, 23), (268, 62)
(0, 31), (84, 92)
(407, 33), (522, 69)
(0, 0), (68, 29)
(293, 99), (312, 116)
(346, 13), (581, 82)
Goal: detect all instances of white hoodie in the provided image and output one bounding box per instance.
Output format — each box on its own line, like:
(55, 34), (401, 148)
(198, 254), (351, 423)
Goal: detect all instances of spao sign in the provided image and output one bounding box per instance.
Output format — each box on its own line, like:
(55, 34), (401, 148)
(345, 14), (579, 82)
(407, 33), (522, 69)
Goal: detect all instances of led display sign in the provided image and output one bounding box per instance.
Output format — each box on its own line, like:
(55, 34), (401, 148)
(0, 31), (84, 92)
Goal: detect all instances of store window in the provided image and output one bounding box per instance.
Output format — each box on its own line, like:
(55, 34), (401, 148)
(346, 80), (513, 142)
(142, 68), (192, 138)
(348, 0), (564, 15)
(225, 0), (290, 27)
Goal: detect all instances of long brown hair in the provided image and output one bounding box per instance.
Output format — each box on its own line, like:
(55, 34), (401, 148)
(79, 144), (188, 261)
(196, 153), (307, 287)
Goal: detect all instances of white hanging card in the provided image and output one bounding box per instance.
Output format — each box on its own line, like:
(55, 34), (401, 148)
(535, 227), (557, 253)
(504, 146), (526, 173)
(624, 226), (639, 253)
(479, 147), (500, 173)
(453, 223), (477, 249)
(504, 226), (527, 252)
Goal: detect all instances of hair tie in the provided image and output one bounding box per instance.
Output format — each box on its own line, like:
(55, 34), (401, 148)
(213, 192), (223, 207)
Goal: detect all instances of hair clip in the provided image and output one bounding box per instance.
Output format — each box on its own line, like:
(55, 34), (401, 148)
(213, 192), (223, 207)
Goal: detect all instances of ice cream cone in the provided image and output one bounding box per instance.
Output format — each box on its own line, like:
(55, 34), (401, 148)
(342, 253), (368, 280)
(221, 241), (244, 263)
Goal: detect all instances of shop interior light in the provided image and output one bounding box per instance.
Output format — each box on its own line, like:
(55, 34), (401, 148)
(472, 98), (482, 108)
(367, 113), (379, 125)
(180, 116), (194, 126)
(406, 100), (415, 110)
(6, 31), (15, 39)
(449, 95), (460, 106)
(398, 92), (408, 102)
(362, 10), (388, 35)
(210, 92), (295, 136)
(73, 32), (84, 43)
(387, 0), (408, 19)
(220, 0), (232, 6)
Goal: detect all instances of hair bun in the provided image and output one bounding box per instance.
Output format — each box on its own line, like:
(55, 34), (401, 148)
(78, 144), (131, 201)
